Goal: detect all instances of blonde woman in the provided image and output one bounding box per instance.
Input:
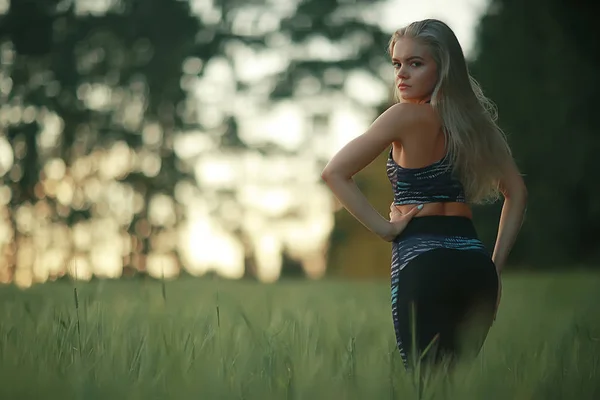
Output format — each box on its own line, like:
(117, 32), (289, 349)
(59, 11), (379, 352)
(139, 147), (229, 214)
(321, 19), (527, 369)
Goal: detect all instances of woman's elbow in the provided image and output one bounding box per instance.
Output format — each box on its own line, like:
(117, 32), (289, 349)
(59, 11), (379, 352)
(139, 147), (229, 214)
(515, 179), (528, 202)
(521, 183), (528, 202)
(321, 167), (340, 182)
(321, 168), (332, 182)
(321, 167), (351, 184)
(503, 180), (528, 204)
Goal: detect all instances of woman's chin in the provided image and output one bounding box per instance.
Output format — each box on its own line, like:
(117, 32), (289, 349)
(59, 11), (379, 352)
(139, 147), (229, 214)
(398, 93), (430, 104)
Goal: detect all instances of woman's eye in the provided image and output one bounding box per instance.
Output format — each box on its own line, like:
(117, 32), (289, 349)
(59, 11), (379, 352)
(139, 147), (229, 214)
(393, 61), (422, 68)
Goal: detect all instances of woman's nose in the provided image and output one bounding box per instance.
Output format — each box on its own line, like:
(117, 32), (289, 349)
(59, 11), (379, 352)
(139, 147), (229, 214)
(396, 67), (409, 79)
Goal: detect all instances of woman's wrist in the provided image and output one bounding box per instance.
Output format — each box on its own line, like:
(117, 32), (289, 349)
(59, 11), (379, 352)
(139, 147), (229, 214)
(380, 221), (397, 242)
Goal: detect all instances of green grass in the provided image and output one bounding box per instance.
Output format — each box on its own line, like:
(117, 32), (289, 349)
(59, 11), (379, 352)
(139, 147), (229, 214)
(0, 272), (599, 399)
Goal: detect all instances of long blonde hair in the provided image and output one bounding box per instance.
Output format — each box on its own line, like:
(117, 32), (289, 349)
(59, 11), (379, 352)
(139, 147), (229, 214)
(388, 19), (513, 204)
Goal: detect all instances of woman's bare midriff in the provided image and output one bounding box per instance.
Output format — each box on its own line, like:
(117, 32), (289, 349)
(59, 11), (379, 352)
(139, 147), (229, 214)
(394, 202), (473, 219)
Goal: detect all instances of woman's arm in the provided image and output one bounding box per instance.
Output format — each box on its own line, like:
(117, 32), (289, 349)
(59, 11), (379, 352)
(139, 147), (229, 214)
(492, 158), (528, 272)
(321, 103), (431, 241)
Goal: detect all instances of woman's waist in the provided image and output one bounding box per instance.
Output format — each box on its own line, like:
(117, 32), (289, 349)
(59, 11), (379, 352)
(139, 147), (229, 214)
(393, 202), (472, 219)
(395, 213), (479, 241)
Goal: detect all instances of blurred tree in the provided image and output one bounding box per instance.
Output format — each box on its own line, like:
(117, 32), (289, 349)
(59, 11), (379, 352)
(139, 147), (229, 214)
(269, 0), (396, 278)
(2, 0), (374, 282)
(1, 0), (67, 280)
(0, 0), (210, 282)
(181, 0), (395, 279)
(274, 0), (391, 101)
(469, 0), (600, 267)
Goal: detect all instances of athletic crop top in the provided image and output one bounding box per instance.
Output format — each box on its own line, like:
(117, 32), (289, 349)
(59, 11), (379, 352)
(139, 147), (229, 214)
(386, 148), (467, 205)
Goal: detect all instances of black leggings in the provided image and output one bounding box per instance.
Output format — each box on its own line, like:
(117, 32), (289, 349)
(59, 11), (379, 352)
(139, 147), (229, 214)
(391, 216), (499, 369)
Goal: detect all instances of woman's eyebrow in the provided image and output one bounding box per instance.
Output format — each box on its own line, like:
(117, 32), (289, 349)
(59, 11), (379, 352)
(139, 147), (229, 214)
(391, 56), (424, 62)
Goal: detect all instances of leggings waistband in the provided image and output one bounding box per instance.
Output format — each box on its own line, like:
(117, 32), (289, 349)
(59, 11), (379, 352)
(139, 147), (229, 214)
(398, 216), (479, 240)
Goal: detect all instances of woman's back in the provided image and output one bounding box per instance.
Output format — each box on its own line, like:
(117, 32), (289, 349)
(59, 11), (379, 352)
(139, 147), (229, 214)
(389, 105), (473, 219)
(391, 104), (444, 169)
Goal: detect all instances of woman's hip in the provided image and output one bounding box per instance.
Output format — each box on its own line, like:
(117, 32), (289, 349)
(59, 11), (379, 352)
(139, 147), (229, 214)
(391, 216), (496, 287)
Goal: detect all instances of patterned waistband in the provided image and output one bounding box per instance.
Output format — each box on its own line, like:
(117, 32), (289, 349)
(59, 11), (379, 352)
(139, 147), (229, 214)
(397, 216), (479, 241)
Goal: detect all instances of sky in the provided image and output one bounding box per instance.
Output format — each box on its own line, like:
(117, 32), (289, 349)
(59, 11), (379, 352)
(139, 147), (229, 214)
(379, 0), (488, 57)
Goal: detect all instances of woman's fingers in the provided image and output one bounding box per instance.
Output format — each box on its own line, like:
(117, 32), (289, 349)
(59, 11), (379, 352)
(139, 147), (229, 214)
(390, 204), (424, 219)
(406, 204), (424, 217)
(389, 204), (401, 219)
(397, 204), (423, 220)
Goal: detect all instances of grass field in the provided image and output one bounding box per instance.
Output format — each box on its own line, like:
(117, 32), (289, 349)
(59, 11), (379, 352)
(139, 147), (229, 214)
(1, 272), (599, 399)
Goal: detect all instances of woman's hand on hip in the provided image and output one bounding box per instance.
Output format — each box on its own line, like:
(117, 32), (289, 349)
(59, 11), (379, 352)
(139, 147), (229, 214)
(383, 203), (424, 242)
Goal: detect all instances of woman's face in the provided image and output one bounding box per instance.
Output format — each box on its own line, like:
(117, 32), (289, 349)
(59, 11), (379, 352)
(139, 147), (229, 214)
(392, 37), (438, 104)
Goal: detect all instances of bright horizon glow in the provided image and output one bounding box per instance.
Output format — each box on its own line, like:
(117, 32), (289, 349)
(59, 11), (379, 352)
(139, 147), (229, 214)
(184, 217), (245, 279)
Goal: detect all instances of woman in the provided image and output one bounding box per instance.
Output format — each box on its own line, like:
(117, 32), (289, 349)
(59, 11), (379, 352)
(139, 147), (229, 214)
(321, 19), (527, 369)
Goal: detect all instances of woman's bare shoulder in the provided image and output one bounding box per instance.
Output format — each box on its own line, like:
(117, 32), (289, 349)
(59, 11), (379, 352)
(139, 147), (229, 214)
(383, 102), (441, 140)
(386, 102), (439, 124)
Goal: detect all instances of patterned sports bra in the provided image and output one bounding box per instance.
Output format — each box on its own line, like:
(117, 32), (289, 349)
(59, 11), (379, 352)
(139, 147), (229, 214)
(386, 147), (467, 205)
